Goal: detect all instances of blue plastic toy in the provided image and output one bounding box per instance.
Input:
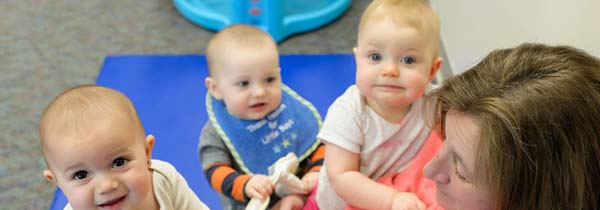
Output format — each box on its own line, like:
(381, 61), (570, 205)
(173, 0), (352, 42)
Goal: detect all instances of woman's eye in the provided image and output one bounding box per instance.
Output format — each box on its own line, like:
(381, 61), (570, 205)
(456, 171), (467, 181)
(370, 53), (382, 61)
(452, 155), (468, 182)
(73, 171), (88, 180)
(237, 81), (250, 87)
(112, 157), (128, 168)
(402, 56), (415, 64)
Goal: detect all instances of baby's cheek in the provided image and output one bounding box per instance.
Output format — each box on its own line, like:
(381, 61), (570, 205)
(64, 185), (96, 210)
(126, 168), (155, 205)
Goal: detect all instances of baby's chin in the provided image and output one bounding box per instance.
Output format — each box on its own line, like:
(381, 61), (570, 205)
(241, 113), (269, 120)
(236, 108), (277, 120)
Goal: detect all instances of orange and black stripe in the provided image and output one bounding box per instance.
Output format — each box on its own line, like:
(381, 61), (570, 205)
(305, 144), (325, 173)
(204, 144), (325, 202)
(205, 163), (250, 202)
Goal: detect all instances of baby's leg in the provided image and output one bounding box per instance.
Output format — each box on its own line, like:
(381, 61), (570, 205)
(272, 194), (307, 210)
(302, 182), (319, 210)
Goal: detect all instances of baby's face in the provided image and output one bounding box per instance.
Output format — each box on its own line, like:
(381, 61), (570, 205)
(210, 46), (282, 120)
(43, 119), (157, 210)
(354, 18), (439, 113)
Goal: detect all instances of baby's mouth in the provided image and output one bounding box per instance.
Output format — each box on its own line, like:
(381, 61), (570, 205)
(98, 195), (126, 208)
(250, 102), (266, 108)
(376, 84), (404, 89)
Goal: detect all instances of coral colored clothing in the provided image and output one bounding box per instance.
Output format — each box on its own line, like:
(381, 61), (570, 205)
(346, 132), (444, 210)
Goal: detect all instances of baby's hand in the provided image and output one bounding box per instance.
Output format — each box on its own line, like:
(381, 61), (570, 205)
(300, 171), (319, 193)
(390, 192), (426, 210)
(245, 174), (274, 200)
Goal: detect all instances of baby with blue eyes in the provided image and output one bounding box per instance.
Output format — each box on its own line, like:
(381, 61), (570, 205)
(39, 85), (209, 210)
(307, 0), (445, 210)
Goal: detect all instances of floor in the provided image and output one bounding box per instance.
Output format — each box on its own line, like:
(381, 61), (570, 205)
(0, 0), (370, 209)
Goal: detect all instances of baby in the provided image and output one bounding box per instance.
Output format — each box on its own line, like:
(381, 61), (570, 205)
(199, 24), (325, 210)
(40, 85), (209, 210)
(312, 0), (443, 209)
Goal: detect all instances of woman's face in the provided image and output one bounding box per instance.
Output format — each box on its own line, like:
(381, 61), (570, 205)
(423, 113), (495, 210)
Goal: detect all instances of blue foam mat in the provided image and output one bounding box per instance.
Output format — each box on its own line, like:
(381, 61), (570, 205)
(49, 54), (355, 210)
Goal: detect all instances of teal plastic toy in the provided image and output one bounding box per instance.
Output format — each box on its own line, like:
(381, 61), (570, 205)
(173, 0), (352, 42)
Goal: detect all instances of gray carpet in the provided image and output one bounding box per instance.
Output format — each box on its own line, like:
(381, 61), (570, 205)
(0, 0), (370, 209)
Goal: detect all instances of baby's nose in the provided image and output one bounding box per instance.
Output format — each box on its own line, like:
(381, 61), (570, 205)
(252, 85), (266, 97)
(381, 62), (400, 77)
(96, 175), (119, 194)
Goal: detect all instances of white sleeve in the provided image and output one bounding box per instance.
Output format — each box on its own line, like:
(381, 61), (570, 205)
(151, 160), (210, 210)
(317, 86), (364, 153)
(63, 204), (73, 210)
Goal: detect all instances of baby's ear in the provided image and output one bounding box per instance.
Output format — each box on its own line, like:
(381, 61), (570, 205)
(43, 170), (57, 185)
(144, 134), (155, 160)
(205, 77), (222, 99)
(429, 57), (443, 81)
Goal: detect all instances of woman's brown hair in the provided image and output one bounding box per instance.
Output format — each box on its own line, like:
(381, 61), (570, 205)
(427, 43), (600, 210)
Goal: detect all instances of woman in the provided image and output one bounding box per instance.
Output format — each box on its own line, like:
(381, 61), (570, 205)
(423, 43), (600, 210)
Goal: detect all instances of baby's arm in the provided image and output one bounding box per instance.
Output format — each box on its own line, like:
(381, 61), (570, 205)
(326, 143), (425, 210)
(200, 122), (265, 202)
(204, 164), (252, 201)
(201, 144), (274, 201)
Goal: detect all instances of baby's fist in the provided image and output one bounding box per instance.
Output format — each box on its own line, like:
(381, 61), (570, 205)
(245, 174), (274, 200)
(390, 192), (426, 210)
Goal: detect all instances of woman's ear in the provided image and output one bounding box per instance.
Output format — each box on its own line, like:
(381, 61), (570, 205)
(205, 77), (222, 99)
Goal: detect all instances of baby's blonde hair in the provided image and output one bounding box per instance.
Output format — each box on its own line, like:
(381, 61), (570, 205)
(359, 0), (440, 56)
(39, 85), (144, 162)
(205, 24), (278, 75)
